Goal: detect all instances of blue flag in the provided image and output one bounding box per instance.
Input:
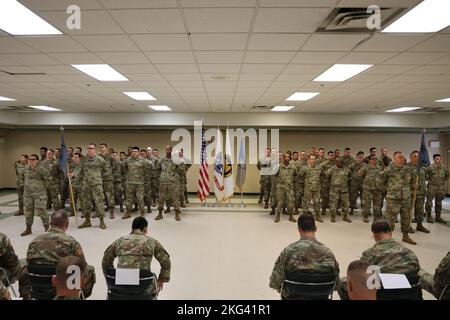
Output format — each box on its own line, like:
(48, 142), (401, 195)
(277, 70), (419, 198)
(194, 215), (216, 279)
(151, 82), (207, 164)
(418, 133), (430, 171)
(59, 129), (68, 174)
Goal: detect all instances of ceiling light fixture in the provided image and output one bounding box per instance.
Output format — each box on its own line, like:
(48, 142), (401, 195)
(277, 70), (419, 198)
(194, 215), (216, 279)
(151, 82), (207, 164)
(28, 105), (61, 111)
(71, 64), (129, 81)
(271, 106), (294, 112)
(148, 105), (171, 111)
(385, 107), (421, 112)
(313, 64), (373, 82)
(286, 92), (320, 101)
(123, 92), (157, 101)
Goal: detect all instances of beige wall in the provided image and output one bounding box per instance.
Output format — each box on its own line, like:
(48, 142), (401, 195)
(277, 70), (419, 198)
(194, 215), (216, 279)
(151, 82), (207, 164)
(0, 129), (448, 194)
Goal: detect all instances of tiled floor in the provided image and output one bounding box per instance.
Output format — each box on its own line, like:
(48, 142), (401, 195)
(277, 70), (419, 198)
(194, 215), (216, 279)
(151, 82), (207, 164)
(1, 191), (449, 300)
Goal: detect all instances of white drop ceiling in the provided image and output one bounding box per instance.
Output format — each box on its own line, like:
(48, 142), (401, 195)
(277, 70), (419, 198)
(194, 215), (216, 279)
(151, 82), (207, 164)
(0, 0), (449, 114)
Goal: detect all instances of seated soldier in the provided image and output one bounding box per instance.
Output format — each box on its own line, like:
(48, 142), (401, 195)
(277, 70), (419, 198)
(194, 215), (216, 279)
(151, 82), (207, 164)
(338, 220), (420, 299)
(419, 252), (449, 300)
(21, 209), (96, 298)
(347, 260), (377, 300)
(102, 217), (171, 294)
(53, 256), (87, 300)
(269, 213), (340, 299)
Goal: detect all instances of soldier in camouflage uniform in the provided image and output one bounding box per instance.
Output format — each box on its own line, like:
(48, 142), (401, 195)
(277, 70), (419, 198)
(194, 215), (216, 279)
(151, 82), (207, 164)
(269, 151), (283, 215)
(121, 147), (151, 219)
(142, 148), (153, 213)
(257, 148), (272, 209)
(316, 148), (326, 165)
(40, 149), (61, 211)
(78, 143), (107, 229)
(155, 145), (183, 221)
(102, 217), (171, 294)
(293, 151), (307, 215)
(337, 220), (420, 300)
(425, 153), (449, 224)
(178, 149), (191, 207)
(67, 152), (83, 216)
(341, 147), (355, 169)
(59, 150), (74, 210)
(299, 155), (323, 222)
(348, 151), (365, 215)
(119, 151), (127, 212)
(14, 154), (28, 216)
(383, 151), (417, 245)
(112, 151), (124, 213)
(363, 147), (377, 164)
(21, 210), (96, 298)
(359, 155), (383, 223)
(319, 151), (335, 216)
(151, 148), (162, 207)
(99, 143), (117, 219)
(274, 153), (297, 223)
(408, 151), (430, 233)
(39, 146), (48, 161)
(20, 154), (51, 236)
(326, 158), (352, 223)
(0, 232), (26, 299)
(270, 214), (340, 299)
(419, 252), (450, 300)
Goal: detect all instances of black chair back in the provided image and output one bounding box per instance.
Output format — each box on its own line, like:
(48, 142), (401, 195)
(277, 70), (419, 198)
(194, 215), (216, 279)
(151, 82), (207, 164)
(104, 268), (157, 300)
(377, 274), (423, 300)
(282, 272), (336, 300)
(27, 265), (56, 300)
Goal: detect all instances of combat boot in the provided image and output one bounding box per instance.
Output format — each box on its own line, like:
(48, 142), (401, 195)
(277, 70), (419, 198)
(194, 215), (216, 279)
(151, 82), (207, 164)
(147, 206), (152, 213)
(349, 208), (354, 216)
(164, 207), (170, 213)
(175, 210), (181, 221)
(99, 217), (106, 230)
(180, 202), (186, 208)
(289, 214), (297, 223)
(44, 224), (49, 231)
(416, 223), (430, 233)
(78, 217), (91, 229)
(343, 215), (352, 223)
(330, 215), (336, 223)
(155, 210), (163, 220)
(110, 209), (115, 219)
(269, 207), (275, 215)
(119, 204), (124, 212)
(121, 212), (132, 219)
(258, 195), (263, 204)
(274, 212), (280, 223)
(435, 213), (446, 224)
(20, 226), (32, 236)
(402, 233), (416, 245)
(14, 211), (24, 216)
(264, 202), (269, 209)
(363, 216), (370, 223)
(315, 214), (323, 223)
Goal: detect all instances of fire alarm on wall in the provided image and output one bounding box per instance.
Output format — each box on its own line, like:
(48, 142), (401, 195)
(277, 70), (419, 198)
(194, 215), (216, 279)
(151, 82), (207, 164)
(429, 140), (440, 148)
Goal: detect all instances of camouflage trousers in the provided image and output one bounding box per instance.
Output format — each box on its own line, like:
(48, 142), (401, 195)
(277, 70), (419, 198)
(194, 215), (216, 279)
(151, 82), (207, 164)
(180, 181), (188, 203)
(276, 185), (294, 214)
(294, 183), (303, 209)
(425, 185), (445, 217)
(46, 183), (60, 211)
(102, 180), (115, 210)
(303, 188), (321, 215)
(60, 178), (69, 208)
(270, 177), (278, 209)
(17, 186), (24, 214)
(329, 186), (349, 217)
(113, 182), (123, 205)
(150, 177), (160, 204)
(412, 194), (425, 222)
(349, 181), (363, 209)
(385, 196), (411, 233)
(24, 191), (49, 227)
(126, 184), (145, 214)
(144, 181), (152, 206)
(82, 183), (105, 218)
(260, 176), (271, 203)
(321, 182), (331, 211)
(158, 181), (180, 211)
(362, 189), (382, 218)
(71, 184), (82, 211)
(18, 259), (96, 299)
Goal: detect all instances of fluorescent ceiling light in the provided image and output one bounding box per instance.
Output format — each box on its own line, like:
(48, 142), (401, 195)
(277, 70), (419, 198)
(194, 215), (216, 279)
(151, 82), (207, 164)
(386, 107), (421, 112)
(123, 92), (156, 101)
(29, 105), (61, 111)
(383, 0), (450, 33)
(0, 0), (62, 35)
(435, 97), (450, 102)
(286, 92), (320, 101)
(148, 105), (171, 111)
(313, 64), (373, 82)
(271, 106), (294, 112)
(0, 96), (15, 101)
(71, 64), (129, 81)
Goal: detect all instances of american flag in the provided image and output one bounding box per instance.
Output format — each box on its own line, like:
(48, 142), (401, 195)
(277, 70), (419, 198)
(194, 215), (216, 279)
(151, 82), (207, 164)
(197, 128), (210, 201)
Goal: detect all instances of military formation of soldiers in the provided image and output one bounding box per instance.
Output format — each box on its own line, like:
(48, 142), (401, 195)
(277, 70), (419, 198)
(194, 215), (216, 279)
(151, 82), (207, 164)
(258, 146), (449, 245)
(13, 143), (191, 236)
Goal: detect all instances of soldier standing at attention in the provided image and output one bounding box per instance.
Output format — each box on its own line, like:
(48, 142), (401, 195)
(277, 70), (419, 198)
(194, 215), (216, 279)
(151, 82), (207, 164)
(341, 147), (355, 168)
(121, 147), (149, 219)
(319, 151), (335, 216)
(152, 148), (162, 207)
(20, 154), (51, 236)
(99, 143), (118, 219)
(363, 147), (377, 164)
(155, 145), (182, 221)
(293, 151), (308, 215)
(425, 153), (449, 224)
(257, 148), (272, 209)
(102, 217), (171, 294)
(112, 151), (124, 213)
(408, 151), (430, 233)
(78, 143), (107, 229)
(178, 149), (191, 207)
(41, 148), (61, 211)
(359, 155), (383, 223)
(269, 214), (340, 299)
(269, 151), (283, 216)
(326, 158), (352, 223)
(39, 146), (48, 161)
(274, 153), (297, 223)
(316, 148), (326, 165)
(14, 154), (28, 216)
(299, 155), (323, 222)
(349, 151), (365, 216)
(382, 151), (417, 245)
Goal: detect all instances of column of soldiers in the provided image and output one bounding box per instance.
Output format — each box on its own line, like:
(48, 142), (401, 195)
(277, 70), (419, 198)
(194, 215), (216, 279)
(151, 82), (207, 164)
(12, 143), (191, 236)
(257, 146), (448, 245)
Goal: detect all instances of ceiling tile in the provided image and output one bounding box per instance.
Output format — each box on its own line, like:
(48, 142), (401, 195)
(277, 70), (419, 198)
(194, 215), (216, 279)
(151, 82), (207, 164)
(283, 64), (329, 74)
(247, 34), (309, 51)
(244, 51), (295, 64)
(111, 64), (159, 74)
(337, 52), (397, 64)
(73, 35), (139, 51)
(195, 51), (244, 63)
(0, 38), (37, 53)
(291, 51), (346, 64)
(302, 34), (368, 51)
(181, 0), (256, 7)
(355, 34), (431, 52)
(184, 8), (254, 33)
(98, 0), (178, 8)
(241, 64), (285, 73)
(110, 9), (186, 33)
(408, 35), (450, 52)
(384, 52), (447, 65)
(145, 51), (195, 63)
(18, 36), (87, 53)
(130, 34), (191, 51)
(18, 0), (103, 10)
(4, 53), (62, 65)
(190, 34), (248, 50)
(155, 64), (198, 73)
(260, 0), (336, 6)
(50, 52), (105, 64)
(97, 52), (149, 64)
(199, 64), (241, 73)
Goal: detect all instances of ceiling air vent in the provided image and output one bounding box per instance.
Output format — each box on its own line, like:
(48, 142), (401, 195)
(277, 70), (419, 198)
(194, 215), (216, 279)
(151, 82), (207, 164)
(2, 106), (36, 112)
(252, 105), (272, 110)
(316, 7), (407, 33)
(0, 69), (46, 76)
